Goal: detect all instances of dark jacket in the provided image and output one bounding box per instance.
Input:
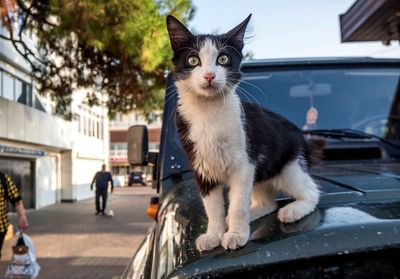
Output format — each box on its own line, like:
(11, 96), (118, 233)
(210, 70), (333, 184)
(91, 171), (113, 191)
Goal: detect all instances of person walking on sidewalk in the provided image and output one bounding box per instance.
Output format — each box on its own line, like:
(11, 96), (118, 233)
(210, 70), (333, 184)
(0, 171), (29, 258)
(90, 164), (114, 215)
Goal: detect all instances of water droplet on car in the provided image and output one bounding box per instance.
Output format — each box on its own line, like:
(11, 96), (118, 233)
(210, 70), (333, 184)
(377, 231), (383, 235)
(171, 156), (175, 160)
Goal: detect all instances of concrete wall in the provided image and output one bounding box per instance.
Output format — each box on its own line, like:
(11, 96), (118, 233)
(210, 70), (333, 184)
(0, 97), (73, 149)
(61, 151), (73, 202)
(36, 155), (59, 208)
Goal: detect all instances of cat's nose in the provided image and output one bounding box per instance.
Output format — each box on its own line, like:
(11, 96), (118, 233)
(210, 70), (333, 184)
(203, 72), (216, 83)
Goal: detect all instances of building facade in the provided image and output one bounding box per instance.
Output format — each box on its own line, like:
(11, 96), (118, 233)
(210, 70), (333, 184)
(109, 112), (161, 185)
(0, 20), (109, 208)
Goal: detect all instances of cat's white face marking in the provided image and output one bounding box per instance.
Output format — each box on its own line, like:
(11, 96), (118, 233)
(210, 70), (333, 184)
(187, 39), (228, 98)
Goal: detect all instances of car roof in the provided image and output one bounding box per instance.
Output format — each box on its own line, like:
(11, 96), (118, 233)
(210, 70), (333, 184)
(241, 56), (400, 72)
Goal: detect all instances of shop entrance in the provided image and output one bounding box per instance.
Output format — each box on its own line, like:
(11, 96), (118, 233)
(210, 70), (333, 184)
(0, 157), (35, 209)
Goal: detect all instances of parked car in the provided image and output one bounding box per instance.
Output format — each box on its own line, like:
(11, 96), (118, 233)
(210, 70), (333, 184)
(128, 171), (146, 186)
(122, 58), (400, 278)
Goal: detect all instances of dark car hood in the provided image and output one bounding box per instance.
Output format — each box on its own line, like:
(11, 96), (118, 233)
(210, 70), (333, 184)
(155, 162), (400, 278)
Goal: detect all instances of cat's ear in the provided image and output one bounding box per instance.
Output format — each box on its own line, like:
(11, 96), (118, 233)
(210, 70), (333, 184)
(166, 15), (193, 51)
(223, 14), (252, 52)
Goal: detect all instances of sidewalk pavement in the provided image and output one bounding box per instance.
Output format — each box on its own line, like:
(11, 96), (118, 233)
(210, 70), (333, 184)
(0, 186), (157, 279)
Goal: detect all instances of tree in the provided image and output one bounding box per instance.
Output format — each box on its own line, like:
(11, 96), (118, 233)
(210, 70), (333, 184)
(0, 0), (194, 119)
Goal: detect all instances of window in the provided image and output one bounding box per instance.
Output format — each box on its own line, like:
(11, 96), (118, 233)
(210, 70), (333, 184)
(0, 70), (33, 106)
(238, 67), (400, 139)
(2, 72), (14, 100)
(25, 83), (33, 106)
(98, 120), (103, 139)
(77, 107), (103, 139)
(96, 121), (101, 139)
(88, 117), (92, 137)
(83, 115), (87, 135)
(15, 79), (23, 103)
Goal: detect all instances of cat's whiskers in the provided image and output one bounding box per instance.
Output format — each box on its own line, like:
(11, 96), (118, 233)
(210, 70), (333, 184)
(220, 45), (242, 57)
(225, 75), (265, 110)
(164, 83), (178, 91)
(235, 85), (262, 107)
(229, 73), (269, 102)
(217, 87), (228, 112)
(186, 84), (200, 110)
(226, 70), (268, 97)
(168, 104), (178, 126)
(164, 89), (178, 105)
(225, 80), (262, 110)
(176, 46), (199, 55)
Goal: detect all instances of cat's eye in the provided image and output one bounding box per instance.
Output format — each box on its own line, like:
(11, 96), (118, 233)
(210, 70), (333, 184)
(217, 54), (230, 65)
(187, 56), (200, 66)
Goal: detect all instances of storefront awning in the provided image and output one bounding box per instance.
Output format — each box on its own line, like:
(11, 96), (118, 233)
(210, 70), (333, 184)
(340, 0), (400, 45)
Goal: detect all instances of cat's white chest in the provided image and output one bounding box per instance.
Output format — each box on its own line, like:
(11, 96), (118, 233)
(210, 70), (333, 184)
(180, 94), (246, 182)
(190, 118), (232, 179)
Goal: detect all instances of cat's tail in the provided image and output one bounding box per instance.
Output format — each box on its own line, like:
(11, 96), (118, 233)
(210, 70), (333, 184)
(305, 138), (326, 166)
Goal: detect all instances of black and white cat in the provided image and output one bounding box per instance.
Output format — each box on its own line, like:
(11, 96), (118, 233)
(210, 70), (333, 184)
(166, 15), (320, 251)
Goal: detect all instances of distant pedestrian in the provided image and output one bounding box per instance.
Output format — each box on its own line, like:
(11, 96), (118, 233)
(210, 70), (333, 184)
(90, 164), (114, 215)
(0, 171), (29, 259)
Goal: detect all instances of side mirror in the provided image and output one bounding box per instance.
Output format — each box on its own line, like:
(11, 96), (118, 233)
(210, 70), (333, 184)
(127, 125), (149, 166)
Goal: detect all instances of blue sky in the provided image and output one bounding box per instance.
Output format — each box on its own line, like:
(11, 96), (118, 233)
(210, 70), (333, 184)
(190, 0), (400, 59)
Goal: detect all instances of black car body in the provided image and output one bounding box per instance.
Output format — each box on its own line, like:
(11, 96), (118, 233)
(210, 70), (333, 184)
(122, 58), (400, 278)
(128, 171), (146, 186)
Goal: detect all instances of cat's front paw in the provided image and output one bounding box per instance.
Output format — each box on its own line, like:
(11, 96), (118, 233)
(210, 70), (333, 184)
(221, 230), (249, 250)
(278, 202), (312, 223)
(196, 233), (222, 252)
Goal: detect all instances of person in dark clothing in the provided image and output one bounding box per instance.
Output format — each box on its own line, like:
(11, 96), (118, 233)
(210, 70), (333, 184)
(90, 164), (114, 215)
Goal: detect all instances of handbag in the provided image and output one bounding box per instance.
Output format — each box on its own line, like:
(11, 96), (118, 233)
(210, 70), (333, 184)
(5, 232), (40, 279)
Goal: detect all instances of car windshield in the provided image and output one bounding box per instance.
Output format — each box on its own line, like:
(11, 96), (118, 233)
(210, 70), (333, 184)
(239, 67), (400, 142)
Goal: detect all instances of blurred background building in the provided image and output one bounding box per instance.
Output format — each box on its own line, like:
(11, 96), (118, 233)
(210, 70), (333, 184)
(0, 17), (109, 209)
(109, 111), (162, 186)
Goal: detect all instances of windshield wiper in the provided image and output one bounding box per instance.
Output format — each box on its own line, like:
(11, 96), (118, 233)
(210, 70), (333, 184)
(303, 128), (400, 151)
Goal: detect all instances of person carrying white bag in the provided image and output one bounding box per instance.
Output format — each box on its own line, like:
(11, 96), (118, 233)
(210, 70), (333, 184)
(0, 171), (29, 258)
(5, 231), (40, 279)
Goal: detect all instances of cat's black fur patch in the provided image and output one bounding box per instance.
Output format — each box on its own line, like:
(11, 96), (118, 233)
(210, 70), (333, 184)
(242, 103), (309, 182)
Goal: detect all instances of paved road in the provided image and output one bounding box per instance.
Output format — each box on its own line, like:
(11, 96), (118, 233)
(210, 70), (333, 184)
(0, 186), (156, 279)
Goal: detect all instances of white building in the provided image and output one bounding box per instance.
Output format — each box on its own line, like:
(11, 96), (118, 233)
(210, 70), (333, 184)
(109, 111), (162, 185)
(0, 20), (109, 208)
